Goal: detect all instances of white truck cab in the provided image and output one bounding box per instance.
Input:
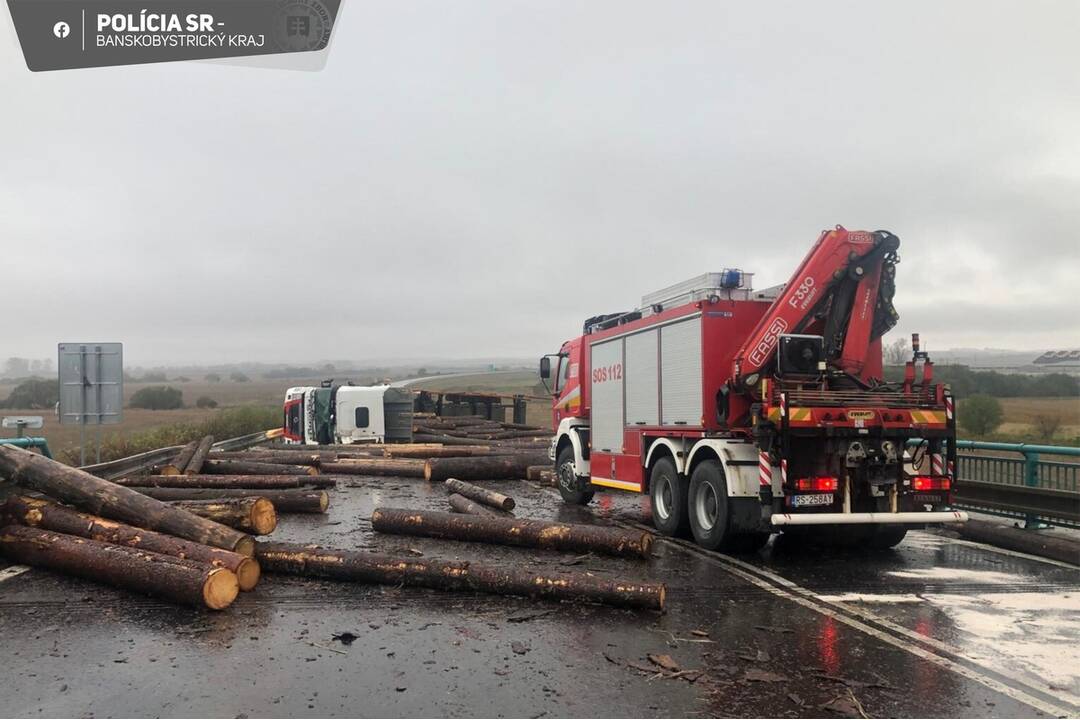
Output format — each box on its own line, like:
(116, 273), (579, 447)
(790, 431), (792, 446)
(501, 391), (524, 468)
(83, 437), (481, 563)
(283, 383), (414, 445)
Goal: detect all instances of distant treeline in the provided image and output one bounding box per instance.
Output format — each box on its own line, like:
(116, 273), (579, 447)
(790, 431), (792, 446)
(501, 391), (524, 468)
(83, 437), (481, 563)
(884, 365), (1078, 397)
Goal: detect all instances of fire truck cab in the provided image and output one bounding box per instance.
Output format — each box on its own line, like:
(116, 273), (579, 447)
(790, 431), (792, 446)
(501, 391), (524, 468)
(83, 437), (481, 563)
(540, 227), (965, 551)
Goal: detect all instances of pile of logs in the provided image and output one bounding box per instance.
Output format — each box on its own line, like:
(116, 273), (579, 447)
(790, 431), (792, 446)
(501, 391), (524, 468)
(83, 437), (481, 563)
(0, 421), (669, 613)
(0, 445), (257, 609)
(412, 414), (552, 445)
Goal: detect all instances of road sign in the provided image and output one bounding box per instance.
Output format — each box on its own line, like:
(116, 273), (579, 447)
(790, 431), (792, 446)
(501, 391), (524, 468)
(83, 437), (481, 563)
(58, 343), (123, 465)
(2, 416), (44, 430)
(58, 343), (123, 426)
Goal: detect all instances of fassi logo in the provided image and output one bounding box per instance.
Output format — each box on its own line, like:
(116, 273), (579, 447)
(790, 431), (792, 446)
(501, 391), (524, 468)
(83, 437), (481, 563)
(748, 317), (788, 366)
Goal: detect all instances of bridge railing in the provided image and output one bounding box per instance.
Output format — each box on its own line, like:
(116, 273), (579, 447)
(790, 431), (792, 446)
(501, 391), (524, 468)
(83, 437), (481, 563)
(947, 441), (1079, 528)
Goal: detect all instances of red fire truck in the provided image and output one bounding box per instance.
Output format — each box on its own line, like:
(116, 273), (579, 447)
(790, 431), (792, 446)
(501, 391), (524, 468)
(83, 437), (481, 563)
(539, 227), (965, 551)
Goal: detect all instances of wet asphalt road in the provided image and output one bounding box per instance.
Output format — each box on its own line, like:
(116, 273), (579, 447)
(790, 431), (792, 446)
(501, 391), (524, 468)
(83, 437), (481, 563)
(1, 476), (1078, 718)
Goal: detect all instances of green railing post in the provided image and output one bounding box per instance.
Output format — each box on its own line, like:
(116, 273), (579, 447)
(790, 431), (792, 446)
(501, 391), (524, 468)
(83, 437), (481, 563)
(0, 437), (54, 459)
(1022, 448), (1048, 529)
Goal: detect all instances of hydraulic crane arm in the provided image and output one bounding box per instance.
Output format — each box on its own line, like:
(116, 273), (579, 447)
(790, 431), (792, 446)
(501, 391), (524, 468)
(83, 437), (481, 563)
(733, 226), (900, 385)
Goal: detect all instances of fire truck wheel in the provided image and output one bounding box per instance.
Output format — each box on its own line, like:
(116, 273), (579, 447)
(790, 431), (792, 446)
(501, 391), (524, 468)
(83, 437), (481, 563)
(556, 445), (594, 505)
(649, 457), (690, 537)
(688, 460), (733, 550)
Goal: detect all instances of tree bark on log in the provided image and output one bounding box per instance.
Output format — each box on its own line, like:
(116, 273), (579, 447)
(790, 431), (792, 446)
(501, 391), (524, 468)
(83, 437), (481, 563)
(321, 459), (426, 478)
(0, 445), (254, 556)
(412, 434), (496, 446)
(202, 460), (319, 476)
(161, 440), (199, 476)
(212, 451), (327, 466)
(0, 525), (239, 609)
(381, 447), (493, 459)
(113, 475), (336, 489)
(371, 508), (653, 559)
(444, 478), (516, 511)
(447, 493), (508, 516)
(1, 495), (259, 591)
(255, 541), (665, 610)
(184, 435), (216, 475)
(169, 498), (277, 535)
(124, 488), (328, 514)
(424, 454), (549, 482)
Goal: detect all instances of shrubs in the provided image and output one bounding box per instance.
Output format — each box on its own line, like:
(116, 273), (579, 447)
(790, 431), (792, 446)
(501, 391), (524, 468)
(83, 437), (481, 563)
(959, 395), (1004, 436)
(129, 385), (183, 410)
(1, 378), (58, 409)
(139, 371), (168, 382)
(230, 372), (250, 383)
(1032, 414), (1062, 442)
(195, 396), (218, 409)
(204, 373), (221, 382)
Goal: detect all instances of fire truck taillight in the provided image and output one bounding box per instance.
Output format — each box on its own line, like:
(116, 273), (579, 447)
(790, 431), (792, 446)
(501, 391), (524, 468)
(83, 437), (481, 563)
(913, 476), (951, 491)
(795, 476), (838, 492)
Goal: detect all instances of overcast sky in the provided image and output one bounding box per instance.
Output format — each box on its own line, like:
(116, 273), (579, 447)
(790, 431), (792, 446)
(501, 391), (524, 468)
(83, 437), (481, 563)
(2, 1), (1078, 366)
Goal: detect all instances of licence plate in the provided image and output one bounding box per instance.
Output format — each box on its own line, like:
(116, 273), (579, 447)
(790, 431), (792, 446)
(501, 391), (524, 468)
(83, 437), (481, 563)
(791, 493), (834, 507)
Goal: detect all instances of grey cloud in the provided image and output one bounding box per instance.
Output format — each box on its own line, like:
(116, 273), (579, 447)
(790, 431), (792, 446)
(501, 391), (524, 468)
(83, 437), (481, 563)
(1, 0), (1077, 365)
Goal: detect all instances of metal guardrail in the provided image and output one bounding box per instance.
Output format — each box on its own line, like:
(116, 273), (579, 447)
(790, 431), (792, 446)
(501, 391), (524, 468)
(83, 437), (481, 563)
(0, 437), (53, 459)
(77, 429), (278, 480)
(949, 440), (1080, 529)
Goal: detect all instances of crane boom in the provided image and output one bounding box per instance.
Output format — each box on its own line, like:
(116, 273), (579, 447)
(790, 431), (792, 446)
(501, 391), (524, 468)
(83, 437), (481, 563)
(732, 226), (899, 385)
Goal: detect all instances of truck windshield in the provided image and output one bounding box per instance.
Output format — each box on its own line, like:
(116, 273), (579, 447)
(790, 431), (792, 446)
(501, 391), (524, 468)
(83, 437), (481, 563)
(555, 355), (570, 392)
(285, 399), (303, 440)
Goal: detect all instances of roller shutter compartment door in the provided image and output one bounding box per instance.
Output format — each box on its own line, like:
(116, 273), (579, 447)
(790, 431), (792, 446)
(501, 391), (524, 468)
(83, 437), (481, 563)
(660, 317), (702, 425)
(590, 338), (625, 453)
(625, 329), (659, 426)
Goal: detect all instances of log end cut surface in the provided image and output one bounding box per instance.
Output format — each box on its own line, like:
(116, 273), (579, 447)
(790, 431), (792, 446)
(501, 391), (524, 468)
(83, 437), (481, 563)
(203, 567), (240, 610)
(251, 498), (278, 535)
(235, 557), (261, 592)
(234, 535), (256, 557)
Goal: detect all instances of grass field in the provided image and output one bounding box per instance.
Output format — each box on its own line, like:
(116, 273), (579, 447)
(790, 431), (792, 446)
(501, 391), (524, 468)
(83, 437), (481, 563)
(993, 397), (1080, 444)
(0, 378), (307, 460)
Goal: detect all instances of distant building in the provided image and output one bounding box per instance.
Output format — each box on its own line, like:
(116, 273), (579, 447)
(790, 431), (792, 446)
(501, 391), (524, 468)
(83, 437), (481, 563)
(1033, 350), (1080, 366)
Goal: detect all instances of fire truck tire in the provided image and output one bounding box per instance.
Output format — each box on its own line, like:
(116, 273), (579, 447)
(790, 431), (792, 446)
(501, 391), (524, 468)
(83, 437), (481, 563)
(556, 445), (594, 505)
(648, 457), (690, 538)
(688, 460), (733, 550)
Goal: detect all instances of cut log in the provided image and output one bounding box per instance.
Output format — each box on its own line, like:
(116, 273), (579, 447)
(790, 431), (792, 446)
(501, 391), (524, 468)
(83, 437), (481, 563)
(202, 459), (319, 476)
(1, 495), (259, 591)
(161, 440), (199, 475)
(112, 475), (336, 489)
(256, 541), (665, 610)
(124, 488), (329, 514)
(170, 498), (277, 535)
(526, 465), (555, 485)
(0, 525), (239, 609)
(0, 445), (254, 556)
(371, 508), (653, 559)
(447, 493), (505, 516)
(184, 435), (216, 475)
(424, 454), (550, 482)
(212, 450), (327, 466)
(381, 447), (493, 459)
(412, 434), (496, 446)
(444, 478), (516, 511)
(321, 459), (426, 478)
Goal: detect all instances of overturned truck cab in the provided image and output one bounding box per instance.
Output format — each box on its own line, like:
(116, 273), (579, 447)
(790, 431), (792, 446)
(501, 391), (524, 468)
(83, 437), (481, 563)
(283, 384), (414, 445)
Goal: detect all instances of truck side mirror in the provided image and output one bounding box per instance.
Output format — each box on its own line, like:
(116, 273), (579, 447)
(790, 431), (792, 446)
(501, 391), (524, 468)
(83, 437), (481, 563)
(539, 356), (551, 379)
